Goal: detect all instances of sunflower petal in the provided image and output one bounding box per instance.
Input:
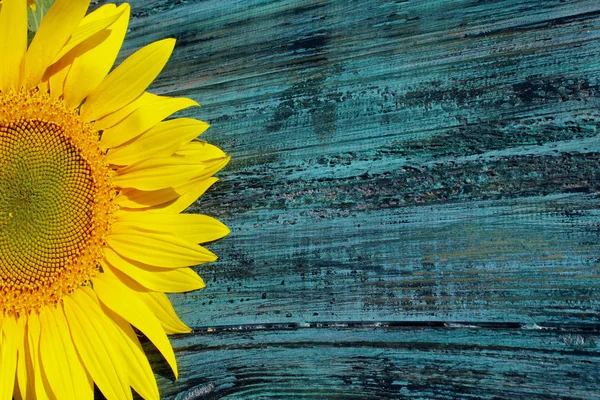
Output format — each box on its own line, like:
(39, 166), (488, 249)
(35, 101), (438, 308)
(44, 4), (120, 99)
(143, 156), (230, 214)
(102, 308), (160, 400)
(94, 274), (179, 379)
(36, 309), (67, 399)
(52, 4), (125, 62)
(38, 307), (92, 400)
(116, 177), (217, 210)
(76, 2), (116, 21)
(116, 213), (230, 244)
(137, 291), (191, 334)
(0, 0), (27, 91)
(0, 316), (18, 400)
(80, 38), (176, 121)
(46, 60), (71, 99)
(24, 0), (90, 88)
(102, 249), (206, 293)
(107, 227), (216, 267)
(100, 95), (199, 149)
(94, 92), (151, 131)
(152, 177), (221, 214)
(63, 3), (130, 108)
(114, 158), (206, 191)
(15, 315), (30, 400)
(50, 306), (94, 399)
(116, 186), (179, 209)
(107, 118), (208, 166)
(25, 313), (45, 400)
(117, 152), (229, 193)
(95, 268), (191, 334)
(191, 154), (231, 175)
(175, 141), (227, 160)
(63, 288), (132, 400)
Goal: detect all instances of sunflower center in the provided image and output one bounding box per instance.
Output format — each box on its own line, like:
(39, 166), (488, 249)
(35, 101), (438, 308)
(0, 91), (114, 316)
(0, 120), (95, 280)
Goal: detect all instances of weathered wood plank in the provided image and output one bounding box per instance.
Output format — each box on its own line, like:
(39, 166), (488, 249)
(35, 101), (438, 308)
(91, 0), (600, 398)
(100, 0), (600, 325)
(177, 194), (600, 327)
(145, 324), (600, 399)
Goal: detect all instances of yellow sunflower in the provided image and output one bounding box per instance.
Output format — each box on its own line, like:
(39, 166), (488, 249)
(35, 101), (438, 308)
(0, 0), (229, 399)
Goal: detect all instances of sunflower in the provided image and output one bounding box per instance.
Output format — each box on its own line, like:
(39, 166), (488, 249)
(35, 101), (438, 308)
(0, 0), (229, 399)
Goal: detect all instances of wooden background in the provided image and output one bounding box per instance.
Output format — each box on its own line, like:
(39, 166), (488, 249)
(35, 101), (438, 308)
(95, 0), (600, 398)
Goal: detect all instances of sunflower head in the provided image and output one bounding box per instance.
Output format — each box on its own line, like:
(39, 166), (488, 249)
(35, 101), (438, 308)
(0, 1), (229, 399)
(0, 89), (115, 317)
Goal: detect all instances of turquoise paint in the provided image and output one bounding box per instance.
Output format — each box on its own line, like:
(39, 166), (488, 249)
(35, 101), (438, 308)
(101, 0), (600, 397)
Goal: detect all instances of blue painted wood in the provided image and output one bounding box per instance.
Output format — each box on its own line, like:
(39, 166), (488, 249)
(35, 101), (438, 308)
(149, 324), (600, 399)
(96, 0), (600, 398)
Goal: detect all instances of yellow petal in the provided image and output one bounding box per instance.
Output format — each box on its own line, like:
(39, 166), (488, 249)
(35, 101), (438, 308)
(116, 177), (217, 210)
(38, 307), (92, 400)
(116, 213), (230, 244)
(37, 311), (63, 399)
(52, 4), (125, 62)
(63, 4), (130, 108)
(80, 38), (175, 121)
(25, 313), (45, 400)
(107, 228), (216, 267)
(107, 118), (208, 166)
(44, 4), (119, 98)
(102, 249), (206, 293)
(76, 2), (116, 21)
(101, 95), (199, 149)
(185, 153), (230, 173)
(94, 92), (151, 131)
(137, 291), (191, 334)
(14, 315), (30, 400)
(23, 0), (90, 89)
(175, 141), (227, 160)
(144, 156), (229, 214)
(114, 158), (206, 191)
(0, 0), (27, 91)
(122, 151), (228, 192)
(153, 177), (221, 214)
(94, 268), (190, 334)
(36, 77), (49, 93)
(50, 306), (94, 399)
(102, 308), (160, 400)
(94, 274), (179, 379)
(0, 316), (18, 400)
(45, 48), (72, 98)
(63, 288), (132, 400)
(116, 186), (179, 209)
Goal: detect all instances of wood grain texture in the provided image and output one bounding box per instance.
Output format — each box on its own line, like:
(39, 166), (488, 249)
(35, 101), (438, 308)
(146, 324), (600, 399)
(93, 0), (600, 398)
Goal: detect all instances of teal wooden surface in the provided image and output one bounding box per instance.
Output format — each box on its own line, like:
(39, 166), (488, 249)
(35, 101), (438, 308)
(97, 0), (600, 398)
